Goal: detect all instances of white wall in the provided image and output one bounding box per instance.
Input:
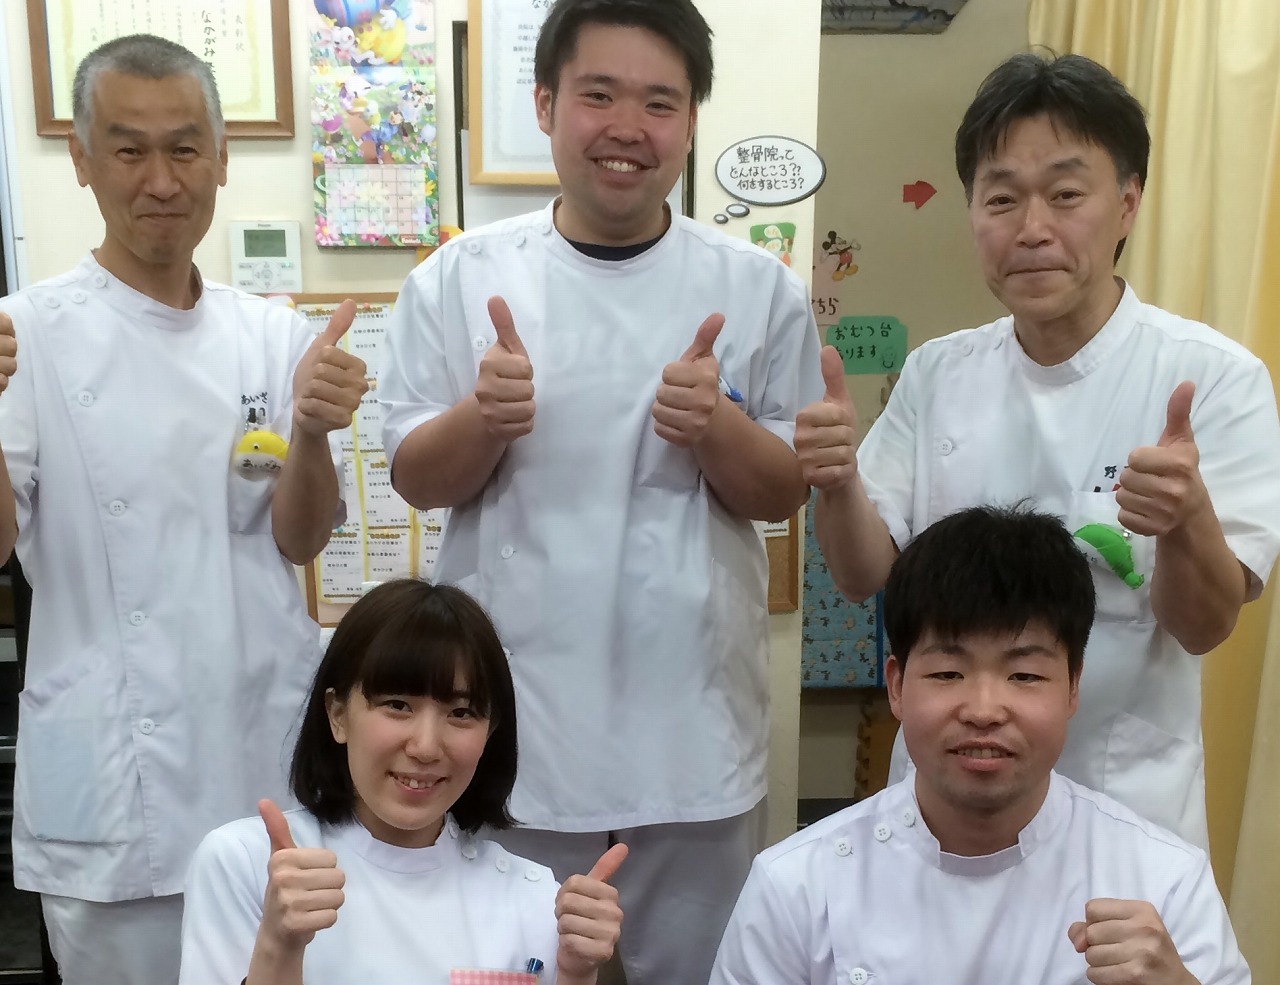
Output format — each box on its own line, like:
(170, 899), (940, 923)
(1, 0), (823, 846)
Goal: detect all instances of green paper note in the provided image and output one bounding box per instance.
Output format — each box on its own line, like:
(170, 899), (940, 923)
(826, 317), (907, 375)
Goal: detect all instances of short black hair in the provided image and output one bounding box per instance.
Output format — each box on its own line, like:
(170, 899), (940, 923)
(291, 580), (518, 833)
(955, 51), (1149, 262)
(535, 0), (714, 105)
(883, 505), (1095, 682)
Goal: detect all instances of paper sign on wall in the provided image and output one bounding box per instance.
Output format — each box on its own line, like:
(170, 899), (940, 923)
(826, 317), (908, 375)
(715, 136), (826, 206)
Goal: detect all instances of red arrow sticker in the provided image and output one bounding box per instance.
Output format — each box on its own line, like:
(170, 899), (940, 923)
(902, 180), (936, 209)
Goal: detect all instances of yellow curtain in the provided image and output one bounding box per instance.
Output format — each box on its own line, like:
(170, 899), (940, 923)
(1028, 0), (1280, 978)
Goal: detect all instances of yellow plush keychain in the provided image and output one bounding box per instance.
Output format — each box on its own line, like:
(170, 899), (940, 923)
(233, 409), (289, 478)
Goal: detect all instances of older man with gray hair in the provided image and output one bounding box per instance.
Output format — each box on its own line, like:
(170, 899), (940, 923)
(0, 35), (367, 983)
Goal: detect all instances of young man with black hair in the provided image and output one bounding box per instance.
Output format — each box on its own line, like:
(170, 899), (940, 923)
(795, 51), (1280, 847)
(712, 505), (1250, 985)
(378, 1), (823, 980)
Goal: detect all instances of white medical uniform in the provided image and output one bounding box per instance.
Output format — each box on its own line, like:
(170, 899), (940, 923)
(0, 254), (341, 907)
(858, 285), (1280, 846)
(710, 771), (1250, 985)
(180, 811), (560, 985)
(379, 202), (822, 984)
(380, 204), (822, 829)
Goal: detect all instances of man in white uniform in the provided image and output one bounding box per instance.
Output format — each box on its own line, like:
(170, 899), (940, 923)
(712, 505), (1250, 985)
(795, 52), (1280, 846)
(0, 36), (367, 984)
(378, 1), (822, 980)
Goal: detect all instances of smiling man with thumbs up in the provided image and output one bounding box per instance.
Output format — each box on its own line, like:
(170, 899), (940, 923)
(0, 36), (364, 985)
(713, 507), (1249, 985)
(378, 2), (822, 981)
(799, 52), (1280, 851)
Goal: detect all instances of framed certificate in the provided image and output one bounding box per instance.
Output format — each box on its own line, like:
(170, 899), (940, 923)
(26, 0), (294, 138)
(466, 0), (558, 184)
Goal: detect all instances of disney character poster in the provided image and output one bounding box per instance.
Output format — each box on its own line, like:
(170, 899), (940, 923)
(310, 0), (439, 247)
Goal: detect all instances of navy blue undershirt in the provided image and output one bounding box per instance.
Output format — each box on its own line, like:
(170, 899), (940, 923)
(566, 232), (664, 262)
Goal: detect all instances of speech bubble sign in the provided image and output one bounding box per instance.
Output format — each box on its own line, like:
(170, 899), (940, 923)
(715, 136), (826, 207)
(825, 317), (908, 375)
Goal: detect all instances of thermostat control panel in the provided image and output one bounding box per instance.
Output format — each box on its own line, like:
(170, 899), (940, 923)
(229, 220), (303, 294)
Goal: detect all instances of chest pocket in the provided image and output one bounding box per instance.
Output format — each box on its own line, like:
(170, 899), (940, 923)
(1067, 491), (1154, 623)
(227, 470), (278, 535)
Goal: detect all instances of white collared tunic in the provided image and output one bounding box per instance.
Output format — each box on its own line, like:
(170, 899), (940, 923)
(179, 812), (560, 985)
(379, 204), (824, 830)
(858, 285), (1280, 846)
(710, 772), (1250, 985)
(0, 255), (341, 900)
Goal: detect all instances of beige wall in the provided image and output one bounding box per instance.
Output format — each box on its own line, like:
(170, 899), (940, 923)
(798, 0), (1031, 800)
(0, 0), (822, 846)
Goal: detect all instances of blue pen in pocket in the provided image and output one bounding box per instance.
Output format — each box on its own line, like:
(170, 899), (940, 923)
(718, 376), (744, 404)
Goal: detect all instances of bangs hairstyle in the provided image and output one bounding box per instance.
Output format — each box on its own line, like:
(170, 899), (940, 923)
(955, 51), (1149, 263)
(291, 580), (518, 832)
(535, 0), (715, 105)
(882, 504), (1096, 682)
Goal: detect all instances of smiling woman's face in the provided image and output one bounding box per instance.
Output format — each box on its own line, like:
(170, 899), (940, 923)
(326, 675), (491, 849)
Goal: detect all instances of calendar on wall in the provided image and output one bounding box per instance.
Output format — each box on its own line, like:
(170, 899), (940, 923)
(309, 0), (439, 248)
(322, 164), (434, 242)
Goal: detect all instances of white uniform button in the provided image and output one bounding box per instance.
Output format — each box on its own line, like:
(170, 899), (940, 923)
(108, 499), (127, 516)
(138, 718), (156, 735)
(77, 391), (94, 407)
(495, 855), (510, 873)
(43, 295), (60, 309)
(874, 823), (892, 843)
(473, 336), (488, 351)
(461, 843), (478, 860)
(962, 342), (974, 356)
(524, 867), (543, 881)
(128, 611), (146, 627)
(466, 241), (482, 255)
(901, 808), (916, 827)
(834, 838), (851, 857)
(92, 273), (108, 288)
(938, 438), (954, 455)
(70, 290), (87, 304)
(500, 545), (515, 559)
(849, 968), (870, 985)
(540, 219), (553, 234)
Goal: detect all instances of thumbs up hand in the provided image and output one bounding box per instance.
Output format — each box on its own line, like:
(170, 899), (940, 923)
(475, 296), (536, 442)
(555, 844), (628, 984)
(795, 346), (858, 491)
(652, 313), (726, 448)
(0, 312), (16, 396)
(1116, 382), (1206, 537)
(292, 299), (370, 438)
(256, 799), (346, 954)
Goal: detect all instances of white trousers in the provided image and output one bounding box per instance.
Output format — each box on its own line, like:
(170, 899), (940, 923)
(42, 892), (184, 985)
(492, 800), (766, 985)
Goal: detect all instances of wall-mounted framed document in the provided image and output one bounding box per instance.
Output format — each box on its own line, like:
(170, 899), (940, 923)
(466, 0), (559, 185)
(26, 0), (294, 139)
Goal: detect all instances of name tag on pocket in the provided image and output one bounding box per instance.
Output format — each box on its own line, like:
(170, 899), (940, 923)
(449, 971), (539, 985)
